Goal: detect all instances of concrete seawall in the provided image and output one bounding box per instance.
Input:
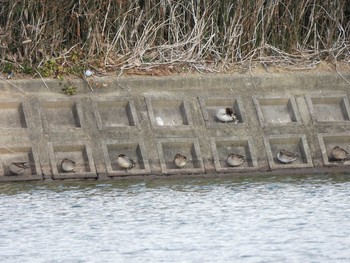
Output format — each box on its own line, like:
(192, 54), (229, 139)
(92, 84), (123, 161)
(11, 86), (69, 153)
(0, 72), (350, 182)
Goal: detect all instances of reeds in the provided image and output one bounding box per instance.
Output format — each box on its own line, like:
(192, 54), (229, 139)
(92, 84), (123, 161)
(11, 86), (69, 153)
(0, 0), (349, 75)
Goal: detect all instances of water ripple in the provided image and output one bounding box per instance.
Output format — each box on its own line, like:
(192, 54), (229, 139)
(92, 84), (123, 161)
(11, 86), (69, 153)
(0, 175), (350, 262)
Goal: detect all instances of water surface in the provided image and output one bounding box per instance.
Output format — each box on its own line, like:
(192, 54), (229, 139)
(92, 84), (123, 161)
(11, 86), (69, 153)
(0, 174), (349, 262)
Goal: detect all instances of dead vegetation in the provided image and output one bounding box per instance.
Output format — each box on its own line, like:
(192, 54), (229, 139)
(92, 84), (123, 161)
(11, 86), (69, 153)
(0, 0), (349, 77)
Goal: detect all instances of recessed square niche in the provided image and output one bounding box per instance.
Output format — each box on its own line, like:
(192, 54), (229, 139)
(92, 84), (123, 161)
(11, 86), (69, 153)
(253, 96), (301, 126)
(48, 142), (96, 179)
(92, 98), (139, 129)
(264, 134), (313, 169)
(0, 144), (41, 179)
(210, 137), (257, 172)
(0, 101), (27, 129)
(42, 100), (82, 131)
(318, 133), (350, 166)
(146, 98), (193, 128)
(156, 138), (204, 174)
(101, 140), (150, 176)
(198, 97), (245, 126)
(306, 95), (350, 123)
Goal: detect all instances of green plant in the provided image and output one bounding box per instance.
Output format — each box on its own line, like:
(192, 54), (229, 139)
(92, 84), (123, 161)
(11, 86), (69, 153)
(3, 62), (14, 73)
(62, 85), (77, 96)
(40, 60), (57, 77)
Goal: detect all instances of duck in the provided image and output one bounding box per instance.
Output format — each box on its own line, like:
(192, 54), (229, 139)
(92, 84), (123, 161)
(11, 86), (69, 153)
(8, 162), (30, 175)
(117, 154), (135, 170)
(61, 158), (76, 172)
(277, 149), (298, 164)
(331, 146), (348, 161)
(226, 153), (245, 167)
(216, 107), (238, 123)
(174, 153), (187, 168)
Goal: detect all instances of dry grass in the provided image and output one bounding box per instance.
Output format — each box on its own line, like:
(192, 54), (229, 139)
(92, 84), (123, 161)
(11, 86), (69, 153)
(0, 0), (349, 77)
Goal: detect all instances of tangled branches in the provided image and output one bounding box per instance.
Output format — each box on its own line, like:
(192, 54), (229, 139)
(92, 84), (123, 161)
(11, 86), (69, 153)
(0, 0), (349, 76)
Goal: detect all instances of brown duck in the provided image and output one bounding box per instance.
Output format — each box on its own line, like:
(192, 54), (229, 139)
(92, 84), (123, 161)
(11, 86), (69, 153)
(9, 162), (30, 175)
(117, 154), (135, 170)
(61, 158), (76, 172)
(331, 146), (348, 161)
(226, 153), (245, 167)
(277, 149), (298, 164)
(174, 153), (187, 168)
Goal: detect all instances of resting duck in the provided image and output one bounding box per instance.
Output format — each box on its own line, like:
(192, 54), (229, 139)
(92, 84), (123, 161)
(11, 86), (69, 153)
(226, 153), (245, 167)
(61, 158), (76, 172)
(277, 149), (298, 164)
(216, 107), (238, 123)
(117, 154), (135, 170)
(174, 153), (187, 168)
(331, 146), (348, 161)
(9, 162), (30, 175)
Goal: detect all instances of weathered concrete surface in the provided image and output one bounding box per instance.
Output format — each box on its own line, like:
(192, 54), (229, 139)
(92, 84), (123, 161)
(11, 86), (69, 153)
(0, 72), (350, 182)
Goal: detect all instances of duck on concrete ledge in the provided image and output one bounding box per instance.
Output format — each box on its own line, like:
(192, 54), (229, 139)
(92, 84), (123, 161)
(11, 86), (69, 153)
(117, 154), (135, 170)
(174, 153), (187, 168)
(277, 149), (298, 164)
(61, 158), (76, 172)
(331, 146), (348, 161)
(216, 107), (238, 123)
(226, 153), (245, 167)
(8, 162), (30, 175)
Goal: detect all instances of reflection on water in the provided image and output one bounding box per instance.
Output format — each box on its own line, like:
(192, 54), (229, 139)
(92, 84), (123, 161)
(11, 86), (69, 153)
(0, 174), (350, 262)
